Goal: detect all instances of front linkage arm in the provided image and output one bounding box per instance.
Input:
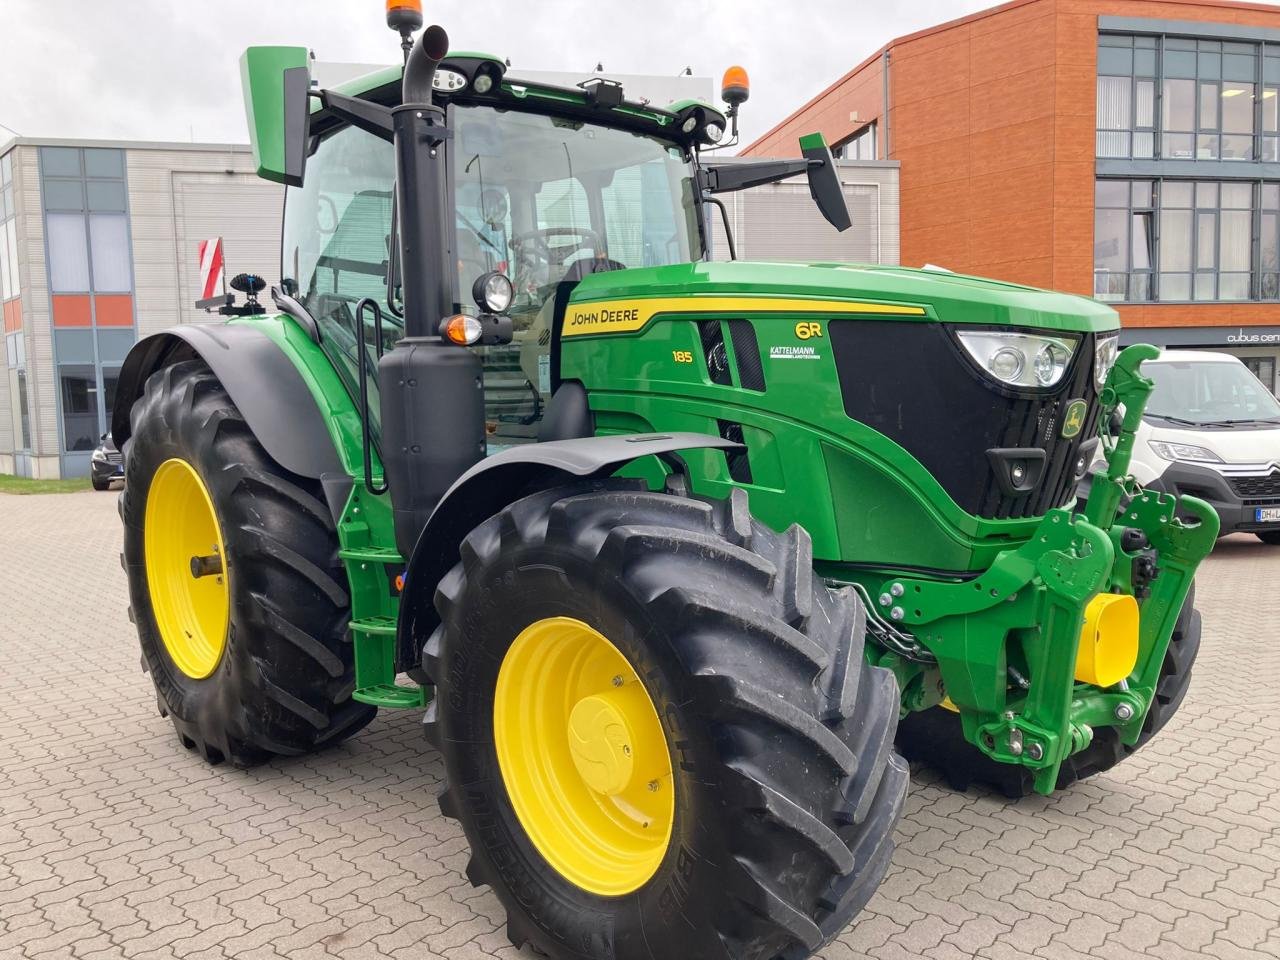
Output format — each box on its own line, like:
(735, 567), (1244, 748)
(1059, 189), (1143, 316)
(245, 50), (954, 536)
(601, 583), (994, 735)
(872, 345), (1218, 793)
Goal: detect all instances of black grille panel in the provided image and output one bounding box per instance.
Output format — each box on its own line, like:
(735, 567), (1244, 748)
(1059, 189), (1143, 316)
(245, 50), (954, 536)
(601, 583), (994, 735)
(1230, 471), (1280, 501)
(698, 320), (732, 385)
(106, 450), (123, 465)
(829, 320), (1099, 520)
(728, 320), (766, 392)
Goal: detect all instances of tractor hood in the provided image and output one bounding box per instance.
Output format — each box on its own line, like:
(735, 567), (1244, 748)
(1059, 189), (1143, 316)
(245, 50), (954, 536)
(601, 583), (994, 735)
(568, 261), (1120, 335)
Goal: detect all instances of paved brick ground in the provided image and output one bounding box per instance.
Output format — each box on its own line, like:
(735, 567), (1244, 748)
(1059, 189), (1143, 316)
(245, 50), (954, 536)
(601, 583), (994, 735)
(1, 490), (1278, 960)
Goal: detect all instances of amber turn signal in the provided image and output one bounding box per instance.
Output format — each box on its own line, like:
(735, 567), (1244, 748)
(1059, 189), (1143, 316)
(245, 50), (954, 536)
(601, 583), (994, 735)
(441, 314), (483, 346)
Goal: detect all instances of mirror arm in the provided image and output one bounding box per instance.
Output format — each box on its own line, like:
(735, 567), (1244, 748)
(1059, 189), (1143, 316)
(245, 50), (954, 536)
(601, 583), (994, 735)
(316, 90), (396, 142)
(701, 159), (813, 194)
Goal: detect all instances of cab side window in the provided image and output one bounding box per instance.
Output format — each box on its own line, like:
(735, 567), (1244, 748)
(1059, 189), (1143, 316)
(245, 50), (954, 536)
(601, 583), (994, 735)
(282, 125), (397, 415)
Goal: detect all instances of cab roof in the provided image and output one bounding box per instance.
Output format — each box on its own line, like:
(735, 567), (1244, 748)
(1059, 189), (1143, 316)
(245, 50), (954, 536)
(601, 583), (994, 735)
(319, 54), (725, 146)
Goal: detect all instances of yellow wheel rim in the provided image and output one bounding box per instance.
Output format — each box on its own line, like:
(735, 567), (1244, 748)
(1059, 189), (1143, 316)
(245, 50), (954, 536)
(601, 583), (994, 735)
(144, 458), (229, 680)
(494, 617), (674, 896)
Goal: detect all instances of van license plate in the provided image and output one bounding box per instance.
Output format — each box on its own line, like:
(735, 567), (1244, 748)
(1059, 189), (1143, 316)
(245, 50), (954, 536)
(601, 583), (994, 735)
(1258, 507), (1280, 522)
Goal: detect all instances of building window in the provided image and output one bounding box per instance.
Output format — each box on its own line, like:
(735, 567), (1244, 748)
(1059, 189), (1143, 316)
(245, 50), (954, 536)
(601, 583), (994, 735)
(17, 368), (30, 450)
(0, 150), (18, 303)
(1094, 180), (1154, 301)
(1096, 177), (1280, 302)
(59, 364), (99, 452)
(46, 212), (91, 292)
(1098, 34), (1270, 161)
(833, 123), (876, 160)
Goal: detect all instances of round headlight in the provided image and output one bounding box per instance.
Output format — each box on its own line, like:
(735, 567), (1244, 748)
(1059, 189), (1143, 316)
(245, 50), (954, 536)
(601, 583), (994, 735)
(1034, 342), (1070, 386)
(989, 347), (1025, 382)
(1094, 334), (1119, 391)
(473, 74), (494, 94)
(681, 116), (698, 134)
(472, 271), (514, 313)
(704, 122), (725, 143)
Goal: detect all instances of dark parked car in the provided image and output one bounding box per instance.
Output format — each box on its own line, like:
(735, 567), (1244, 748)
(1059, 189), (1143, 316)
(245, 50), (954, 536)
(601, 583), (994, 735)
(90, 433), (124, 491)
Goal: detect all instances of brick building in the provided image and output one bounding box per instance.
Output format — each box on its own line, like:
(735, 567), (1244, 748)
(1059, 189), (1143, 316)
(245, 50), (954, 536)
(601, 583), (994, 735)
(744, 0), (1280, 392)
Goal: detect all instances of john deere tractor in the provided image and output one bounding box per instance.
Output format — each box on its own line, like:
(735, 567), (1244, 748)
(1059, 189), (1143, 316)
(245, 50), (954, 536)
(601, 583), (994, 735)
(113, 5), (1217, 958)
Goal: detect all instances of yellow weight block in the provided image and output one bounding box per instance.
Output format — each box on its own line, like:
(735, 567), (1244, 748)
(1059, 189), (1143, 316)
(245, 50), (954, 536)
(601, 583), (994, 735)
(1075, 593), (1140, 688)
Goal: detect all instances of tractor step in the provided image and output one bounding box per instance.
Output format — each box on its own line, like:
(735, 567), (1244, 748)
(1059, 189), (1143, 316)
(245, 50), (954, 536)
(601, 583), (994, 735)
(339, 547), (404, 564)
(349, 616), (425, 709)
(352, 682), (427, 709)
(349, 615), (398, 636)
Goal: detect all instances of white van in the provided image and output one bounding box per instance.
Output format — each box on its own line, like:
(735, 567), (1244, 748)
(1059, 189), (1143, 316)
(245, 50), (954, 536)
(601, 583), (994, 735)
(1091, 350), (1280, 544)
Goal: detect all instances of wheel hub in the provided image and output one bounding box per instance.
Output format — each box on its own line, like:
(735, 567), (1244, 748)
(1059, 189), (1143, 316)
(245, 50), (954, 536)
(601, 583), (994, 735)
(567, 690), (640, 796)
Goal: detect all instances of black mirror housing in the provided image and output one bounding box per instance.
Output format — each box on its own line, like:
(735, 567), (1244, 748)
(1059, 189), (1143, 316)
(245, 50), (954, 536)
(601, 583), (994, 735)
(798, 133), (851, 232)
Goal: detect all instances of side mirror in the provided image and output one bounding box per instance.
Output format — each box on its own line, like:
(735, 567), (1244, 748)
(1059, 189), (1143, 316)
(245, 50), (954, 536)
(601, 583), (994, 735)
(798, 132), (851, 232)
(240, 46), (311, 186)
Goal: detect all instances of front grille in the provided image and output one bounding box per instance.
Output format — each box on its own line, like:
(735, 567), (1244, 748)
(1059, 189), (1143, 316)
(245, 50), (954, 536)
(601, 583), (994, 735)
(830, 320), (1099, 520)
(106, 451), (123, 465)
(1229, 471), (1280, 501)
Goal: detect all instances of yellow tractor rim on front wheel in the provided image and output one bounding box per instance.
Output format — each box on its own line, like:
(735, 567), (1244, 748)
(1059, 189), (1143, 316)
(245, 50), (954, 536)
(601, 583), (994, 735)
(144, 458), (229, 680)
(494, 617), (674, 897)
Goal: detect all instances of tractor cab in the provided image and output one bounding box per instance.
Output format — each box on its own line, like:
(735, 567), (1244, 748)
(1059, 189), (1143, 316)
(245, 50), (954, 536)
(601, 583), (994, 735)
(244, 41), (848, 453)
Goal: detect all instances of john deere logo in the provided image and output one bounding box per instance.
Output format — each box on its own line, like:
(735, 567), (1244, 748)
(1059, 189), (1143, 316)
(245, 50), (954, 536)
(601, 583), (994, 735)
(1062, 399), (1088, 438)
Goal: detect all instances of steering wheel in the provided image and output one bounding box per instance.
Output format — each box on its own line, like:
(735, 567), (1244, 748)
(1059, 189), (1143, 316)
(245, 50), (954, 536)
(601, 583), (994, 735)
(512, 226), (604, 267)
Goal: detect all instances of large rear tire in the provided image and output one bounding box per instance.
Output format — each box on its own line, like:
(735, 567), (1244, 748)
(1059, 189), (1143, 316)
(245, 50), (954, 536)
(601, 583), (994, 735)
(896, 585), (1201, 797)
(121, 359), (375, 765)
(423, 480), (909, 960)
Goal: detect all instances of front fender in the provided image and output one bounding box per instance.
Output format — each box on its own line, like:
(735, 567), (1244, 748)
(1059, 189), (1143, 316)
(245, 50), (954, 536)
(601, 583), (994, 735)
(112, 322), (344, 481)
(395, 432), (742, 666)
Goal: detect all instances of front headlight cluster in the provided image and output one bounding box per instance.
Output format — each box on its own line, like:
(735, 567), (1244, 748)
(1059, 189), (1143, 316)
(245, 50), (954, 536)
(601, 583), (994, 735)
(956, 330), (1079, 389)
(91, 448), (108, 463)
(1149, 441), (1223, 463)
(1094, 333), (1120, 391)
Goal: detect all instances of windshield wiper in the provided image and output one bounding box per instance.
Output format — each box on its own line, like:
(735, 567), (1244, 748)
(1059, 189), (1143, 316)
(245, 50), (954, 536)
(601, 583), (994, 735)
(1146, 413), (1206, 427)
(1205, 417), (1280, 426)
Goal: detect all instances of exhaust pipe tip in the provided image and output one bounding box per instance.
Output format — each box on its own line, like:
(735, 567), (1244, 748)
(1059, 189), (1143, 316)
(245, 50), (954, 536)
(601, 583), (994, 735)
(404, 24), (450, 104)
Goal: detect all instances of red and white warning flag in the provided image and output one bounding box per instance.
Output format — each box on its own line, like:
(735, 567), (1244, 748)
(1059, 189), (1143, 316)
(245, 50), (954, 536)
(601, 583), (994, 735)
(197, 238), (225, 299)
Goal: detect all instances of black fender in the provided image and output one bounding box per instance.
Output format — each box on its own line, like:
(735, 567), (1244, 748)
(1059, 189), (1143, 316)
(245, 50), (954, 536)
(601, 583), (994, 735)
(395, 432), (742, 669)
(111, 324), (343, 481)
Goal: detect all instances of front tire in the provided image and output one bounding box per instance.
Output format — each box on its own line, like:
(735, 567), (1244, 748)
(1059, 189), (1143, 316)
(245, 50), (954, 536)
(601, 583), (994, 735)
(897, 585), (1202, 797)
(121, 359), (375, 765)
(423, 480), (908, 960)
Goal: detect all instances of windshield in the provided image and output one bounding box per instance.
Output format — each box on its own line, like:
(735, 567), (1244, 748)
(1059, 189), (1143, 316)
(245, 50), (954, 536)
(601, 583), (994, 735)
(451, 105), (701, 316)
(1145, 359), (1280, 424)
(450, 104), (702, 442)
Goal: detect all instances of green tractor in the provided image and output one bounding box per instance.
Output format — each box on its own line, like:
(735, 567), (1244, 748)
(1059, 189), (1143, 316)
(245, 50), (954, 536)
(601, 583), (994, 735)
(113, 6), (1218, 958)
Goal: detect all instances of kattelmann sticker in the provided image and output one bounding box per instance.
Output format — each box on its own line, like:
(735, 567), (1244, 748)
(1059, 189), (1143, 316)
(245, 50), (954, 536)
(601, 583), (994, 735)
(770, 345), (821, 360)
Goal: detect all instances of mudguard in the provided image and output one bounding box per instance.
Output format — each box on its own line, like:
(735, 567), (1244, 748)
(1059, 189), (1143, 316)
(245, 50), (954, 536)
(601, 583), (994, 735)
(395, 432), (742, 664)
(111, 324), (343, 480)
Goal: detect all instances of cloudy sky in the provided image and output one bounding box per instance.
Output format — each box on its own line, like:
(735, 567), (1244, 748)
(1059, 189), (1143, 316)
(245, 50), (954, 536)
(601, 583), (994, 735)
(1, 0), (1032, 150)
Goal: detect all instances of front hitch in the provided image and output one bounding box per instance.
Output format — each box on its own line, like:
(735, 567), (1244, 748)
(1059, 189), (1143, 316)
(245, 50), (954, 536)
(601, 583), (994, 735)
(872, 344), (1218, 793)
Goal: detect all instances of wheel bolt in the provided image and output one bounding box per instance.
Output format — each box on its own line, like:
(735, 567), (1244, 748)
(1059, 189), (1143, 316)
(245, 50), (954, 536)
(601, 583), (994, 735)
(647, 780), (659, 792)
(611, 675), (623, 687)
